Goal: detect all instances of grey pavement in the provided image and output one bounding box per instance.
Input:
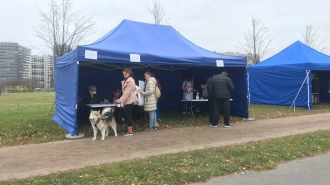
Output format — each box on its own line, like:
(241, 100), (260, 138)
(192, 152), (330, 185)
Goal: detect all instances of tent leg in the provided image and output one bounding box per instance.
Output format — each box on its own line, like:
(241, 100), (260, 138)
(289, 70), (310, 111)
(65, 133), (84, 139)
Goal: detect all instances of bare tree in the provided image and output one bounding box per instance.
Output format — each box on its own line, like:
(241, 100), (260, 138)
(148, 0), (170, 25)
(34, 0), (96, 58)
(238, 16), (273, 64)
(302, 24), (326, 52)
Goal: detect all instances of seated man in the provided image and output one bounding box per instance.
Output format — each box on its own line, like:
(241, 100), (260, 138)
(85, 85), (108, 111)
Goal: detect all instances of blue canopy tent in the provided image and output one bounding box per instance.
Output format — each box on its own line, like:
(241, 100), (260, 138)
(52, 19), (248, 135)
(248, 41), (330, 110)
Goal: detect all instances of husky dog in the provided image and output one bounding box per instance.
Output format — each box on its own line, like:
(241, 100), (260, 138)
(89, 107), (117, 140)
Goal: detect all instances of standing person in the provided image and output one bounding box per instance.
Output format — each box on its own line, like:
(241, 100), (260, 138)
(211, 71), (234, 128)
(182, 75), (197, 115)
(312, 75), (320, 104)
(150, 73), (162, 126)
(140, 71), (158, 130)
(117, 68), (138, 136)
(201, 74), (216, 126)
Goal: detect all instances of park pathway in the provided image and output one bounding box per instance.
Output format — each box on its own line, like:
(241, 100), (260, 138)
(1, 113), (330, 181)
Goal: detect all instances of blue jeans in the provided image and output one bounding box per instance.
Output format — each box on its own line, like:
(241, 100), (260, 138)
(156, 104), (161, 120)
(148, 110), (157, 128)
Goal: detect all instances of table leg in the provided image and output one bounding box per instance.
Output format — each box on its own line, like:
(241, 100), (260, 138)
(190, 101), (194, 119)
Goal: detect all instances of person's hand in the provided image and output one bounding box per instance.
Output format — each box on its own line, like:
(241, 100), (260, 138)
(104, 99), (109, 103)
(328, 91), (330, 93)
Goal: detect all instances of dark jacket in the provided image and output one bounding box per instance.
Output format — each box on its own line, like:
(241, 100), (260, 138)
(85, 92), (104, 104)
(312, 79), (320, 93)
(206, 77), (213, 99)
(211, 74), (234, 99)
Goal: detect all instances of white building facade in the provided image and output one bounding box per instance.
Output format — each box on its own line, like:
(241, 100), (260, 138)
(31, 55), (54, 89)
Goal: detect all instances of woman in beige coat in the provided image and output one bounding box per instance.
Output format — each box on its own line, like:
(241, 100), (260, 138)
(140, 71), (157, 130)
(118, 68), (138, 136)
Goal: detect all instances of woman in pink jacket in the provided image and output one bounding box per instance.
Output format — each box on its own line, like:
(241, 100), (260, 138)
(117, 68), (138, 136)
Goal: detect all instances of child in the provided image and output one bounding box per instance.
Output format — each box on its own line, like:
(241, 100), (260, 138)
(112, 89), (125, 124)
(112, 89), (121, 103)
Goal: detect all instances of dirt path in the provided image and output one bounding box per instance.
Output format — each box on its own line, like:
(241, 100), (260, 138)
(1, 113), (330, 181)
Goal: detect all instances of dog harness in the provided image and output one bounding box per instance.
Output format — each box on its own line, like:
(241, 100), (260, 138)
(92, 118), (102, 128)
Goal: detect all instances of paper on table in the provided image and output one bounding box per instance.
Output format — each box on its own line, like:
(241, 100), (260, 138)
(138, 80), (145, 105)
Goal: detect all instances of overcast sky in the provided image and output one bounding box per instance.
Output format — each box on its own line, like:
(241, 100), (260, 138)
(0, 0), (329, 60)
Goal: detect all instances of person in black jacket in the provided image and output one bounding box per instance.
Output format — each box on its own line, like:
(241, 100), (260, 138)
(85, 85), (108, 111)
(210, 71), (234, 128)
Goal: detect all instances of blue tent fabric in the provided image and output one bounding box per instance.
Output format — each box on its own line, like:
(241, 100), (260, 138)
(248, 41), (330, 109)
(52, 19), (248, 135)
(52, 50), (79, 135)
(78, 20), (246, 67)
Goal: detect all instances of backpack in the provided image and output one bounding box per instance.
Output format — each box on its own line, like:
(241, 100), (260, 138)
(155, 83), (161, 99)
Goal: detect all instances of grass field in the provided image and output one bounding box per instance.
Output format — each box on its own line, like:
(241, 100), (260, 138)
(1, 92), (330, 147)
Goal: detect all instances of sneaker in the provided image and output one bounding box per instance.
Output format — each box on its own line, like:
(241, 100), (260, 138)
(209, 124), (213, 127)
(145, 127), (154, 131)
(158, 119), (162, 122)
(211, 125), (218, 128)
(224, 125), (232, 128)
(122, 132), (133, 136)
(155, 122), (159, 127)
(153, 127), (157, 130)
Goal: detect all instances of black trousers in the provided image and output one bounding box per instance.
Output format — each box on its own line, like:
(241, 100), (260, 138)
(213, 98), (230, 126)
(124, 103), (133, 127)
(114, 107), (125, 124)
(208, 97), (214, 124)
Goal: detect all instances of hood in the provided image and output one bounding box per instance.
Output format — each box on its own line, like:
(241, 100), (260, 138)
(148, 77), (157, 84)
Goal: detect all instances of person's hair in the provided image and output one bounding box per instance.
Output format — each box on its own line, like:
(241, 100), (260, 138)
(123, 68), (134, 78)
(89, 85), (96, 91)
(145, 70), (154, 77)
(222, 71), (228, 77)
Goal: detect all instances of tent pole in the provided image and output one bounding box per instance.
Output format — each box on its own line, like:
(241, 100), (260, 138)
(289, 70), (310, 111)
(48, 100), (55, 115)
(247, 72), (250, 103)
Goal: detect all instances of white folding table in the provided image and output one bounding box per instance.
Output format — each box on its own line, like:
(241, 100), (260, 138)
(181, 99), (233, 119)
(181, 99), (208, 119)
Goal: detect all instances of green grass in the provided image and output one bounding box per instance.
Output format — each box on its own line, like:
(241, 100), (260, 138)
(2, 130), (330, 185)
(0, 92), (66, 146)
(1, 92), (330, 146)
(249, 103), (330, 119)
